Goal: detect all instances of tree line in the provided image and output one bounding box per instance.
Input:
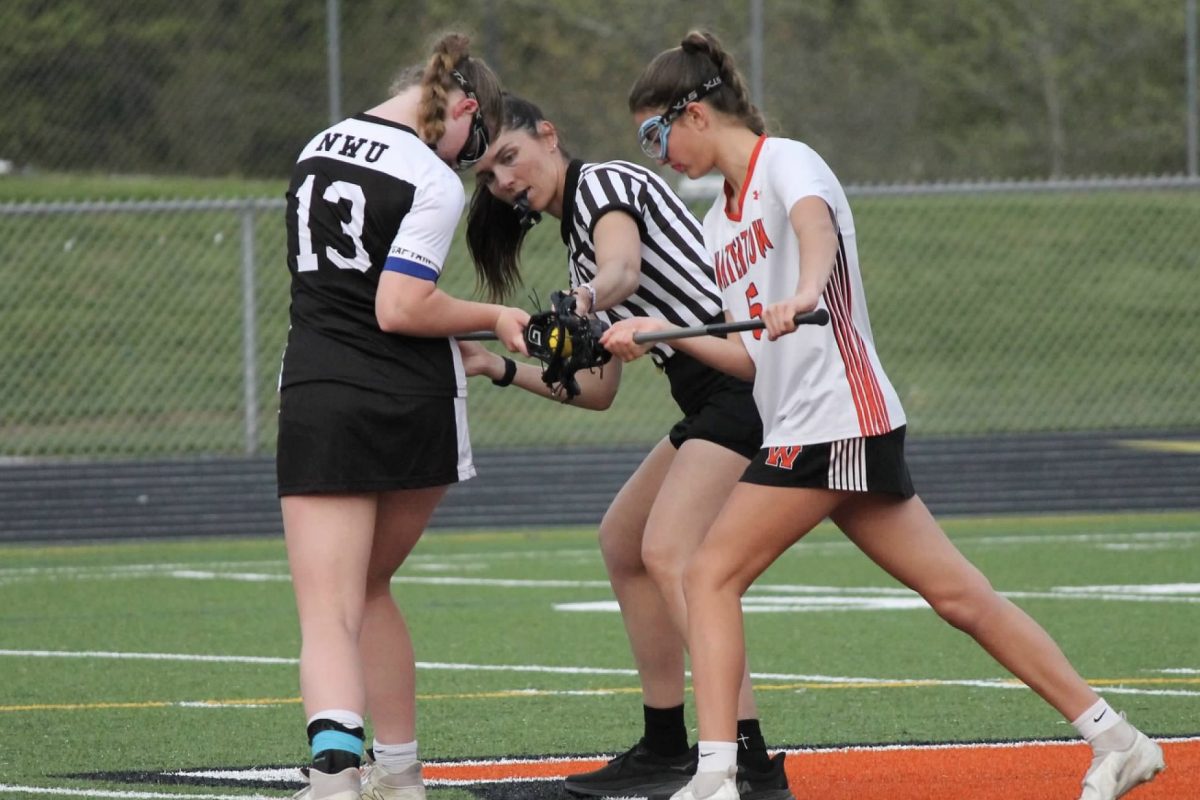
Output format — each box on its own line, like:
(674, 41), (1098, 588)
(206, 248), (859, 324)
(1, 0), (1192, 183)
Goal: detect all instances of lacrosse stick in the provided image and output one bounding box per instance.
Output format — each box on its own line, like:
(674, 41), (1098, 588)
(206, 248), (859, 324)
(631, 308), (830, 344)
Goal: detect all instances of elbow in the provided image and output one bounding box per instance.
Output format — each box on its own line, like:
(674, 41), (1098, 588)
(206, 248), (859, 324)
(729, 359), (757, 383)
(376, 306), (417, 334)
(570, 387), (617, 411)
(616, 271), (641, 305)
(375, 309), (402, 333)
(589, 393), (616, 411)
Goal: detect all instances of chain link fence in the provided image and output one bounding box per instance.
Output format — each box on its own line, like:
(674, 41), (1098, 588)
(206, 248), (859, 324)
(2, 177), (1198, 460)
(1, 2), (1198, 462)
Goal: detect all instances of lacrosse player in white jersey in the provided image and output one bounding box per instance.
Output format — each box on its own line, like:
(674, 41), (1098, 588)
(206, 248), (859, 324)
(601, 30), (1165, 800)
(278, 33), (529, 800)
(460, 94), (794, 800)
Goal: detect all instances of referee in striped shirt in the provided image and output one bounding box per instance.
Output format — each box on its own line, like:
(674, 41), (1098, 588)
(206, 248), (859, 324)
(460, 95), (794, 800)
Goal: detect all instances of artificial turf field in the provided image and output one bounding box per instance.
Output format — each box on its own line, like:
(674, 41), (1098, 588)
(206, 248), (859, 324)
(1, 511), (1197, 799)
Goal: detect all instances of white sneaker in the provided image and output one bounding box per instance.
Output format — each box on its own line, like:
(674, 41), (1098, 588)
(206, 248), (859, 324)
(361, 759), (426, 800)
(669, 766), (740, 800)
(292, 766), (361, 800)
(1077, 730), (1166, 800)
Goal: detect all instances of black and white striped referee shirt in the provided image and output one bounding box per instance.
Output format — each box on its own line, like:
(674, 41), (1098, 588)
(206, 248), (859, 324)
(560, 159), (724, 366)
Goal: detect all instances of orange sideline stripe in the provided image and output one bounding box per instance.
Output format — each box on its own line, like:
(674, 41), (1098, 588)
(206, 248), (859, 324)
(421, 738), (1198, 798)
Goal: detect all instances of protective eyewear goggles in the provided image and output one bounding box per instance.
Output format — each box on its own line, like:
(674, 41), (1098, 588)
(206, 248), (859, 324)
(450, 69), (491, 170)
(637, 76), (723, 161)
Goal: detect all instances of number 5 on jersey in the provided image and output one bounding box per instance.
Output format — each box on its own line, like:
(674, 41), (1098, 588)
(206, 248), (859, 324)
(745, 282), (764, 340)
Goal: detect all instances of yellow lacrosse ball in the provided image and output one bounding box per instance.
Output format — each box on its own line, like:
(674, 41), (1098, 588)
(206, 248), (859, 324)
(548, 324), (572, 355)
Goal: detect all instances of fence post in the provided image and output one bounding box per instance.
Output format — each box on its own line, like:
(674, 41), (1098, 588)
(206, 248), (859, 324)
(749, 0), (764, 110)
(327, 0), (342, 125)
(1188, 0), (1197, 176)
(240, 206), (259, 455)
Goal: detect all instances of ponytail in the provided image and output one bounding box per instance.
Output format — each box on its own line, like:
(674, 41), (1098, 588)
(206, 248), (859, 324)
(628, 30), (766, 135)
(466, 186), (527, 303)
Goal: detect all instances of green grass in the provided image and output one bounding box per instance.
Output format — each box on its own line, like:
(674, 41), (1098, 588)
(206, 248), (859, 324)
(0, 172), (286, 201)
(1, 174), (1198, 457)
(0, 511), (1197, 798)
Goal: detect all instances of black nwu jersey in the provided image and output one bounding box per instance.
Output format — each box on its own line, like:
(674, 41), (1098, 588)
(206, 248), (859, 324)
(281, 113), (467, 397)
(560, 159), (725, 367)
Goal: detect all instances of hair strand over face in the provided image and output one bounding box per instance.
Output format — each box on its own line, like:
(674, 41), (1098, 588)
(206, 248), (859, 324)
(466, 94), (567, 302)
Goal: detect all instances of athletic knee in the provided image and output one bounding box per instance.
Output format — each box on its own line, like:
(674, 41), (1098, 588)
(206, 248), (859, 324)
(641, 538), (685, 592)
(363, 573), (394, 602)
(682, 552), (736, 604)
(598, 519), (645, 580)
(926, 576), (1002, 633)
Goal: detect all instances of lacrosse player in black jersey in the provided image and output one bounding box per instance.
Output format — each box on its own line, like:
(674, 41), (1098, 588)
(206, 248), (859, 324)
(278, 33), (529, 800)
(458, 94), (794, 800)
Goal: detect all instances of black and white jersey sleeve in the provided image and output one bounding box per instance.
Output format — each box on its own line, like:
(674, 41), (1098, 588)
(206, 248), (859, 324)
(559, 160), (724, 366)
(281, 113), (467, 397)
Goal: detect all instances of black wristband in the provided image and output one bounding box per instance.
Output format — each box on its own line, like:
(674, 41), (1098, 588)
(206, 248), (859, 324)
(492, 357), (517, 387)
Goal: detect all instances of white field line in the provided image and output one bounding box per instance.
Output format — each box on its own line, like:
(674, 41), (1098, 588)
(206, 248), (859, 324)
(0, 649), (1197, 699)
(8, 562), (1199, 608)
(1, 529), (1195, 584)
(0, 787), (277, 800)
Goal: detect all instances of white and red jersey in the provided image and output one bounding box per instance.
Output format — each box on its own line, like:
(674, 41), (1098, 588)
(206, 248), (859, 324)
(702, 136), (905, 447)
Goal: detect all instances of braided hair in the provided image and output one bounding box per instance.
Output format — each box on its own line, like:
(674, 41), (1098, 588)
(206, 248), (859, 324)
(628, 30), (766, 135)
(391, 32), (503, 147)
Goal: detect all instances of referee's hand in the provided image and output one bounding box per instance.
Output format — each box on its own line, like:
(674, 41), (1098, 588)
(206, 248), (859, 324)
(600, 317), (662, 362)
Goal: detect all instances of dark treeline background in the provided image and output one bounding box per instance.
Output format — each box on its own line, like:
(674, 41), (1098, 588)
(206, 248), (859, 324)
(1, 0), (1192, 183)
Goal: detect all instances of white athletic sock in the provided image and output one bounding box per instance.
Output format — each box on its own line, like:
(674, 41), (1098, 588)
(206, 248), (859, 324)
(696, 740), (737, 774)
(372, 738), (419, 772)
(1071, 700), (1133, 750)
(691, 743), (737, 800)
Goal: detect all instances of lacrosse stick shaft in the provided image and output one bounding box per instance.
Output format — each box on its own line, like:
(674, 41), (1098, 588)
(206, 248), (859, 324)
(456, 331), (499, 341)
(632, 308), (830, 344)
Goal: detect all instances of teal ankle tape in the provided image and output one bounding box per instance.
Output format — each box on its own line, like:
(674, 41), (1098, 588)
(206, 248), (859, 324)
(312, 729), (364, 759)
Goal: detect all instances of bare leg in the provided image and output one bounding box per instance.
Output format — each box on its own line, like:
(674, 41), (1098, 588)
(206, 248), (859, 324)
(359, 484), (448, 743)
(685, 485), (844, 742)
(282, 493), (378, 718)
(598, 438), (684, 708)
(833, 493), (1098, 720)
(641, 439), (760, 720)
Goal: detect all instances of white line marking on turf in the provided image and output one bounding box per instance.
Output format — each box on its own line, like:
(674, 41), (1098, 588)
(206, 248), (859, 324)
(172, 767), (303, 782)
(2, 650), (1197, 698)
(2, 530), (1194, 585)
(0, 649), (298, 665)
(1052, 583), (1200, 595)
(0, 786), (277, 799)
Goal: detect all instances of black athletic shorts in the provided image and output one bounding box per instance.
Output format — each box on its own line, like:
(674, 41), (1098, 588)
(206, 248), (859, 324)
(276, 381), (474, 496)
(741, 425), (915, 497)
(664, 351), (762, 459)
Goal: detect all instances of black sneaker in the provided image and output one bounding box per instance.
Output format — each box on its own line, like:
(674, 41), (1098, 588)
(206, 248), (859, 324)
(736, 752), (795, 800)
(564, 739), (697, 799)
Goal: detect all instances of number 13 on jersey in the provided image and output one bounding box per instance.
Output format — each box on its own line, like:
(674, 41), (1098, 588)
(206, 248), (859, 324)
(293, 174), (370, 273)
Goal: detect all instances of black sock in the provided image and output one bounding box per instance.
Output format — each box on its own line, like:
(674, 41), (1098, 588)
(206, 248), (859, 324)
(643, 703), (689, 757)
(736, 718), (772, 771)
